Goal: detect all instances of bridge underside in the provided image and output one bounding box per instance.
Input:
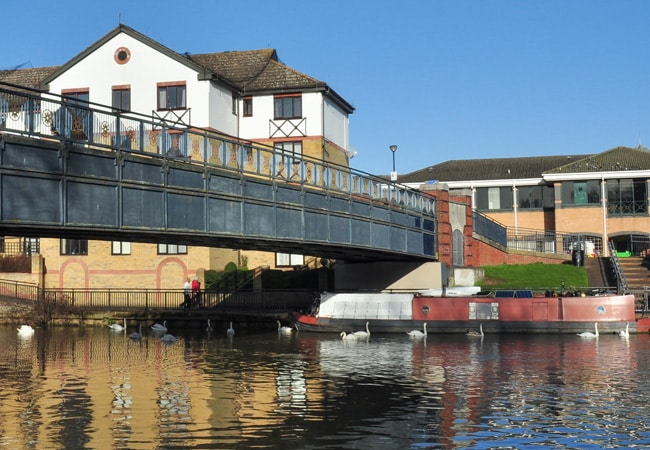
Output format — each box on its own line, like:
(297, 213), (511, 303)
(0, 134), (437, 262)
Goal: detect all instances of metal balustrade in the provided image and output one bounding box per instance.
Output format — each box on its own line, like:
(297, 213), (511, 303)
(0, 81), (434, 216)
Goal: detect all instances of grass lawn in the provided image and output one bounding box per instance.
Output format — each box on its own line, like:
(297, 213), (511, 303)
(481, 262), (588, 290)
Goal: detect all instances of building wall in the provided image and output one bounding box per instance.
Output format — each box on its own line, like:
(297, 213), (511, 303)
(38, 238), (223, 290)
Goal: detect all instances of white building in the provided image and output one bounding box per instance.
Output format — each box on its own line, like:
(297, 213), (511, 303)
(0, 24), (356, 288)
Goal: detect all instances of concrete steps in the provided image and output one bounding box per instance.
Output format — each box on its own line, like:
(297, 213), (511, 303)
(617, 256), (650, 288)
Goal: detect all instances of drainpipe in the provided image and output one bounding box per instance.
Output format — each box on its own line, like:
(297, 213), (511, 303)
(471, 186), (476, 209)
(601, 175), (608, 257)
(512, 184), (518, 232)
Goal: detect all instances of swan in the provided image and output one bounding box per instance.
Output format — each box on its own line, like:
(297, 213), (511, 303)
(352, 321), (371, 338)
(161, 333), (176, 343)
(109, 318), (126, 331)
(466, 323), (484, 337)
(406, 323), (427, 338)
(130, 324), (143, 340)
(151, 320), (167, 332)
(277, 320), (293, 333)
(17, 324), (34, 335)
(577, 322), (599, 338)
(207, 319), (213, 332)
(227, 321), (235, 337)
(618, 321), (630, 337)
(340, 331), (358, 341)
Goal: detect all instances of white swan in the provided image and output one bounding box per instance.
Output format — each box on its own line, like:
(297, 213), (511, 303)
(340, 331), (358, 341)
(151, 320), (167, 332)
(227, 321), (235, 337)
(407, 323), (427, 338)
(17, 324), (35, 335)
(277, 320), (293, 333)
(352, 321), (371, 338)
(577, 322), (599, 338)
(466, 323), (484, 337)
(130, 324), (143, 340)
(161, 333), (176, 343)
(109, 318), (126, 332)
(618, 321), (630, 337)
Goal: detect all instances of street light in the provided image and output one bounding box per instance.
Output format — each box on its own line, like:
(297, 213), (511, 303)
(389, 145), (398, 181)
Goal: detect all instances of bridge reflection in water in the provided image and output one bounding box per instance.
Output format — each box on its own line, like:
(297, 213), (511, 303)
(3, 325), (649, 448)
(0, 81), (436, 262)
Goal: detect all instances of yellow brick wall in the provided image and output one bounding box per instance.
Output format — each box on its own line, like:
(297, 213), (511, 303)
(38, 239), (252, 289)
(31, 238), (298, 289)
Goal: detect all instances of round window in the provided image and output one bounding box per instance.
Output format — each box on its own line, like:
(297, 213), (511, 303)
(114, 47), (131, 65)
(421, 306), (430, 315)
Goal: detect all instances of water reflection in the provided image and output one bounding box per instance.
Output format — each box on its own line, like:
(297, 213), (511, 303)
(1, 325), (650, 448)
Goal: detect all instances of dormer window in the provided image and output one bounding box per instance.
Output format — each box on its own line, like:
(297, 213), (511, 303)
(157, 82), (186, 110)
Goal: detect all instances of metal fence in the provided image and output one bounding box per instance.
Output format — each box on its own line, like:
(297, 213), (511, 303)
(0, 279), (315, 313)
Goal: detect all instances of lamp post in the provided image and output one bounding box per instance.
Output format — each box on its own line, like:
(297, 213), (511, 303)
(389, 145), (398, 182)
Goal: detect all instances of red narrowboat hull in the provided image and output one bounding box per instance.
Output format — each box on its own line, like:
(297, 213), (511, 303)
(293, 291), (637, 334)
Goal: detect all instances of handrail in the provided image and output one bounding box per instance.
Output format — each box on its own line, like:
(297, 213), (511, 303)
(0, 81), (435, 217)
(608, 240), (627, 294)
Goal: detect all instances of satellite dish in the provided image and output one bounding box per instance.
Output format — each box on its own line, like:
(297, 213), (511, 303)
(345, 145), (358, 159)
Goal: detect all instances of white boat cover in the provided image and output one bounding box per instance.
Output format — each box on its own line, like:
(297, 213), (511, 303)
(317, 292), (414, 320)
(417, 286), (482, 297)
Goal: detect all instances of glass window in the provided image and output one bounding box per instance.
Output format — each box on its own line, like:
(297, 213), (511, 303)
(112, 241), (131, 255)
(61, 239), (88, 255)
(243, 96), (253, 117)
(275, 141), (302, 158)
(561, 180), (600, 205)
(476, 187), (513, 211)
(518, 185), (545, 209)
(232, 93), (237, 115)
(274, 95), (302, 119)
(276, 253), (304, 267)
(157, 84), (186, 110)
(158, 243), (187, 254)
(607, 178), (647, 216)
(112, 87), (130, 112)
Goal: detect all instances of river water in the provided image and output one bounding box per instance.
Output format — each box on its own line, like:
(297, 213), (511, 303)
(1, 322), (649, 449)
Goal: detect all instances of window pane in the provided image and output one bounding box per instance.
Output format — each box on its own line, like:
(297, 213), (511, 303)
(290, 254), (304, 265)
(276, 253), (290, 266)
(587, 180), (600, 203)
(476, 188), (489, 210)
(488, 188), (500, 209)
(61, 238), (88, 255)
(158, 89), (167, 109)
(293, 97), (301, 117)
(500, 187), (512, 210)
(178, 86), (186, 108)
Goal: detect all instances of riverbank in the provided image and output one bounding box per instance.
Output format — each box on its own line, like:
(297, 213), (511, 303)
(0, 297), (32, 321)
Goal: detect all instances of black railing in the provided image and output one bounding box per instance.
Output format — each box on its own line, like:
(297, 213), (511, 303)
(0, 279), (315, 313)
(608, 240), (627, 294)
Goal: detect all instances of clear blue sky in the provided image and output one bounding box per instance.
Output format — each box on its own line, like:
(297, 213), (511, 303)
(4, 1), (650, 177)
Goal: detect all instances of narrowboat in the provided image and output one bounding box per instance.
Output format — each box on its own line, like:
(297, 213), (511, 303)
(293, 289), (637, 334)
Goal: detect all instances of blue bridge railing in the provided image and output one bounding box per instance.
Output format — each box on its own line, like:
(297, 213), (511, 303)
(0, 81), (434, 216)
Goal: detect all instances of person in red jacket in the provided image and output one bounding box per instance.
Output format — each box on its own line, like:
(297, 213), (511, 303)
(191, 278), (201, 308)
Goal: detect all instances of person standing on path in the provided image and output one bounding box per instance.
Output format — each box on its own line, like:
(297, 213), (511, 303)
(183, 277), (192, 309)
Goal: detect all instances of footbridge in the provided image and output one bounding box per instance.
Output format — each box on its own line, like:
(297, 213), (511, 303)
(0, 82), (437, 262)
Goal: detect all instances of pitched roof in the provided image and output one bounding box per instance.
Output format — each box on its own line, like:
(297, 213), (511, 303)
(25, 24), (353, 113)
(189, 50), (354, 112)
(0, 66), (58, 90)
(399, 154), (591, 183)
(545, 146), (650, 173)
